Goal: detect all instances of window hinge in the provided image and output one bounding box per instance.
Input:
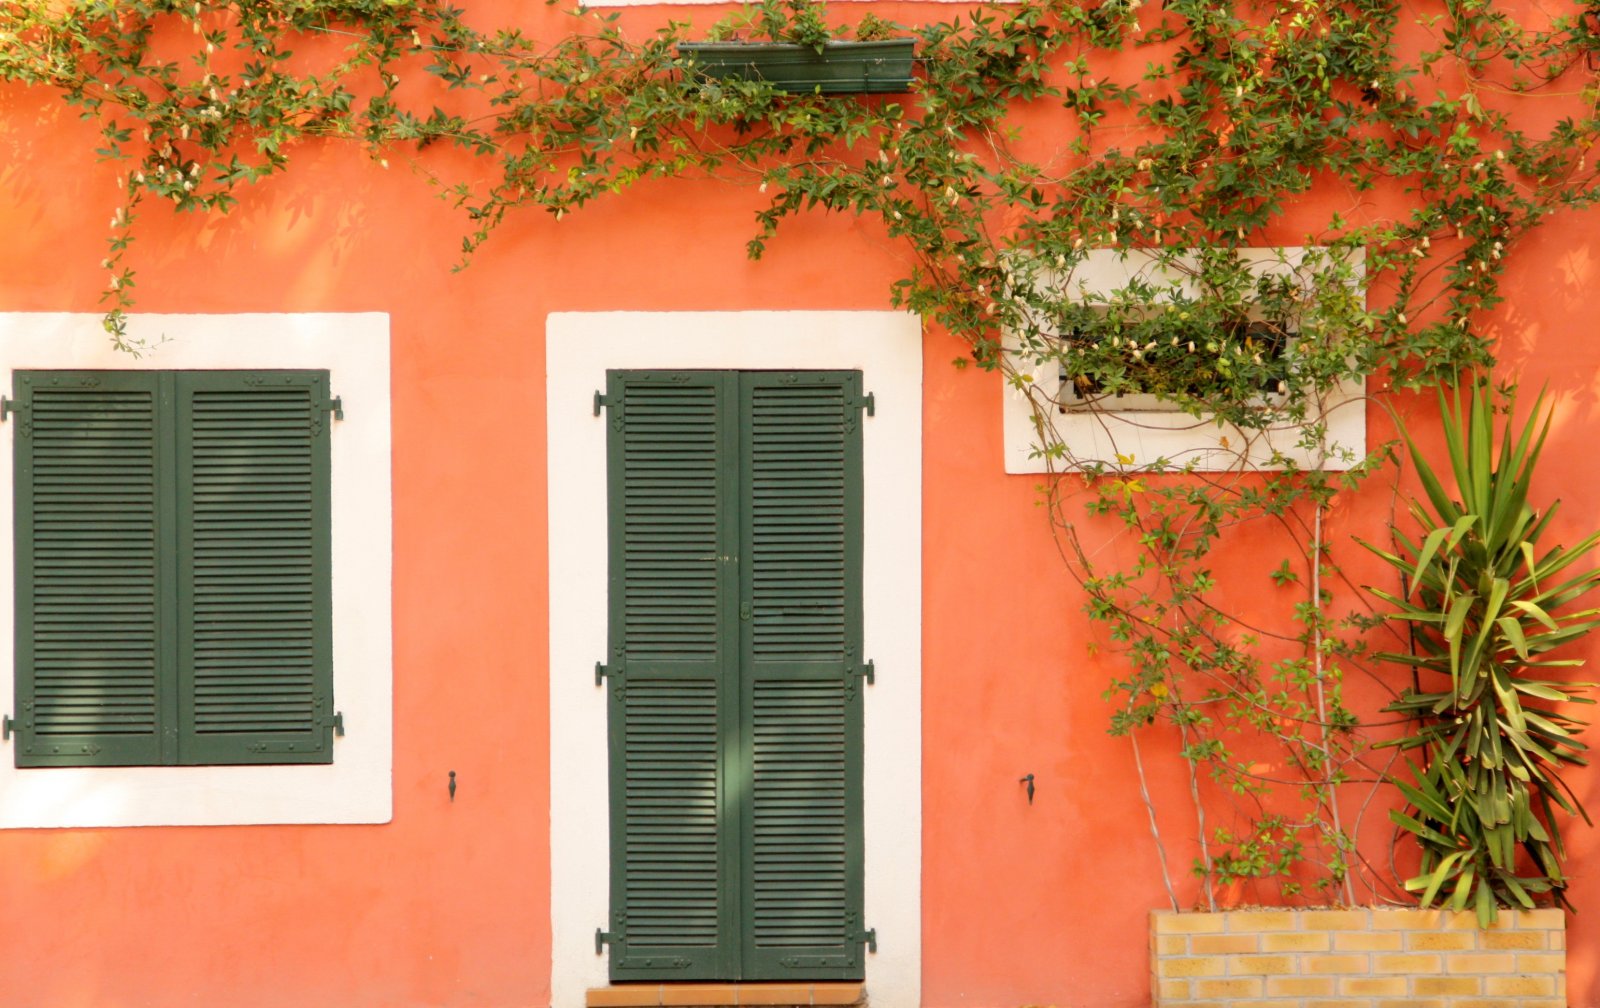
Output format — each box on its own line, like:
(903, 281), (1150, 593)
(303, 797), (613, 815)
(849, 391), (876, 417)
(595, 927), (622, 953)
(857, 927), (878, 953)
(330, 711), (345, 737)
(595, 661), (624, 685)
(0, 397), (16, 421)
(853, 660), (876, 685)
(325, 396), (344, 421)
(2, 715), (14, 741)
(593, 391), (614, 416)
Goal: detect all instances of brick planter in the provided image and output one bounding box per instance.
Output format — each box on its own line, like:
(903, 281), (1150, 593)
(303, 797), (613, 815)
(1152, 907), (1565, 1008)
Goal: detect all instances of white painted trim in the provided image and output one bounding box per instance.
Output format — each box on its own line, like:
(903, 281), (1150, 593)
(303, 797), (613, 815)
(548, 312), (922, 1008)
(0, 313), (392, 828)
(1002, 248), (1367, 473)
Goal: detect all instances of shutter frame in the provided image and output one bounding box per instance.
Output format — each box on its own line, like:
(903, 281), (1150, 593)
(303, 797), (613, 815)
(604, 369), (866, 983)
(606, 370), (739, 981)
(10, 369), (334, 769)
(737, 371), (865, 982)
(13, 371), (166, 767)
(174, 370), (334, 765)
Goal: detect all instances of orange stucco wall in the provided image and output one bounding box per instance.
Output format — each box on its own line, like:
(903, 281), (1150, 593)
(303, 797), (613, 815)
(3, 2), (1600, 1006)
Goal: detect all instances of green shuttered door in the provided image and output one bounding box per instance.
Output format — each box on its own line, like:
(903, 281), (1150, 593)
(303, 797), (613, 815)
(606, 370), (865, 983)
(12, 370), (333, 767)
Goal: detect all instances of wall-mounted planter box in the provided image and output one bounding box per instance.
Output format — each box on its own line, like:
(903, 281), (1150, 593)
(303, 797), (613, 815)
(1152, 907), (1566, 1008)
(677, 40), (916, 95)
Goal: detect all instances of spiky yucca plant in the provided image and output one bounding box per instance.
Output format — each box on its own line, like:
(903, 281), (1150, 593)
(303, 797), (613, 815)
(1366, 380), (1600, 924)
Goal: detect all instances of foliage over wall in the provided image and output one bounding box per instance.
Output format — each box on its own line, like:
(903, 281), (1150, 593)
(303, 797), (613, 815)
(5, 0), (1600, 912)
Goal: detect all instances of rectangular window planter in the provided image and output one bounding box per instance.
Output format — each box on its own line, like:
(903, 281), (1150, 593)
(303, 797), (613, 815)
(677, 39), (916, 94)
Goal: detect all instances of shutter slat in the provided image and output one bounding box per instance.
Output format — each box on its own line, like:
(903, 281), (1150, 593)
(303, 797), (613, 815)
(14, 373), (163, 766)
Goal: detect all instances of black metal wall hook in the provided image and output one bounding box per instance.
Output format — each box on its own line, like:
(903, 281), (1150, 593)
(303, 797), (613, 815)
(1019, 773), (1035, 804)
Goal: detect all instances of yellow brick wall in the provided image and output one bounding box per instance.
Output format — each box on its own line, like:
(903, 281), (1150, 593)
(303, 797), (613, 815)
(1151, 908), (1565, 1008)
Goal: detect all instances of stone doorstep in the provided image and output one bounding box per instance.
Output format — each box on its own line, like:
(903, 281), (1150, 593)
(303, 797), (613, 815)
(586, 982), (866, 1008)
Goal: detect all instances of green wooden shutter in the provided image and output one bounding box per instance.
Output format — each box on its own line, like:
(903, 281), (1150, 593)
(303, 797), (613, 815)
(605, 369), (866, 983)
(174, 371), (334, 765)
(13, 371), (167, 767)
(737, 372), (864, 982)
(606, 370), (739, 982)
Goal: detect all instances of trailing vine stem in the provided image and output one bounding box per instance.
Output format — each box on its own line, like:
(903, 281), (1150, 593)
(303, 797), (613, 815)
(6, 0), (1600, 904)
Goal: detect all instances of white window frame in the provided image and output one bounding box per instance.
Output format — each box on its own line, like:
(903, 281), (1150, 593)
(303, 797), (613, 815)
(1002, 247), (1366, 473)
(0, 313), (392, 828)
(547, 311), (922, 1008)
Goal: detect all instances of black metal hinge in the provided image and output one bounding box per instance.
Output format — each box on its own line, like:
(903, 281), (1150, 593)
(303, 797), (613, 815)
(0, 398), (18, 422)
(857, 928), (878, 953)
(329, 711), (345, 737)
(595, 927), (622, 954)
(595, 662), (624, 686)
(325, 397), (344, 421)
(849, 391), (876, 417)
(853, 660), (876, 685)
(593, 391), (614, 416)
(2, 714), (14, 741)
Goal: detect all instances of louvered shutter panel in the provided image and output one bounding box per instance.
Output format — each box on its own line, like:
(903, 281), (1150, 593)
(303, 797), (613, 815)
(606, 371), (739, 981)
(737, 372), (864, 982)
(14, 372), (166, 766)
(174, 371), (334, 765)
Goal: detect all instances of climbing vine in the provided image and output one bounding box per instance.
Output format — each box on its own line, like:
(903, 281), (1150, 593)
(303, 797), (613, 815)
(5, 0), (1600, 909)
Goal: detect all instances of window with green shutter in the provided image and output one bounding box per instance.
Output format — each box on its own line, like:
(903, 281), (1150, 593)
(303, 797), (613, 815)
(601, 369), (868, 983)
(9, 370), (337, 768)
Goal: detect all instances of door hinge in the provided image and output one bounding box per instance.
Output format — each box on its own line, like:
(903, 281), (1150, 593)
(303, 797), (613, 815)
(853, 660), (876, 685)
(595, 661), (624, 685)
(849, 391), (876, 417)
(596, 927), (623, 953)
(2, 714), (14, 741)
(325, 396), (344, 421)
(593, 391), (614, 416)
(857, 927), (877, 953)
